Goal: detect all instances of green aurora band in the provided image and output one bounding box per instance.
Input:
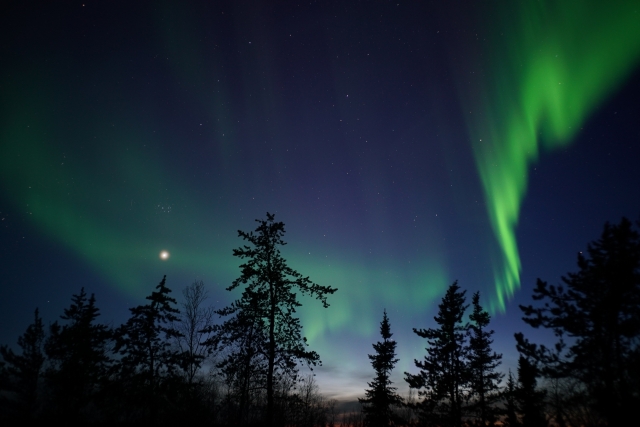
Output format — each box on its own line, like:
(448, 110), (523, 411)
(1, 0), (639, 353)
(464, 0), (640, 312)
(0, 65), (450, 342)
(0, 101), (449, 337)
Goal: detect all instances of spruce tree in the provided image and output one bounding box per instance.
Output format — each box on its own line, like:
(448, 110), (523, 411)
(516, 356), (546, 427)
(405, 281), (468, 427)
(208, 291), (270, 425)
(0, 308), (46, 420)
(114, 275), (184, 424)
(217, 213), (337, 426)
(516, 217), (640, 425)
(503, 369), (520, 427)
(359, 310), (404, 427)
(467, 291), (503, 424)
(44, 288), (112, 421)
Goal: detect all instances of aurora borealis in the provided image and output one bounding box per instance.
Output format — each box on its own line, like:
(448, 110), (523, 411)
(1, 0), (639, 400)
(461, 0), (640, 311)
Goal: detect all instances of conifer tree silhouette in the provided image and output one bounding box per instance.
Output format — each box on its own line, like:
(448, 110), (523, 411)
(515, 356), (546, 427)
(516, 217), (640, 425)
(215, 213), (337, 426)
(503, 369), (520, 427)
(45, 288), (112, 422)
(115, 275), (183, 425)
(359, 310), (404, 427)
(405, 281), (468, 427)
(467, 291), (503, 424)
(0, 308), (46, 420)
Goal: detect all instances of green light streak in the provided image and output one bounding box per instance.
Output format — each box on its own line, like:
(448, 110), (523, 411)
(0, 69), (449, 335)
(0, 69), (238, 297)
(292, 254), (449, 342)
(464, 0), (640, 312)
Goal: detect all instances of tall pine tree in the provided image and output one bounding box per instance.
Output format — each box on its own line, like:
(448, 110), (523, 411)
(217, 213), (337, 426)
(466, 291), (503, 424)
(45, 288), (112, 422)
(0, 308), (46, 421)
(516, 217), (640, 425)
(503, 369), (520, 427)
(359, 310), (404, 427)
(208, 291), (270, 425)
(114, 275), (184, 425)
(405, 281), (468, 427)
(516, 356), (546, 427)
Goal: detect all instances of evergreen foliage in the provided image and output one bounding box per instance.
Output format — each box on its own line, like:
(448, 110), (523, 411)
(359, 310), (404, 427)
(516, 356), (546, 427)
(466, 291), (503, 424)
(210, 292), (270, 425)
(405, 281), (468, 427)
(503, 369), (520, 427)
(44, 288), (112, 422)
(114, 275), (184, 424)
(215, 212), (337, 426)
(0, 308), (45, 420)
(516, 217), (640, 426)
(2, 217), (636, 426)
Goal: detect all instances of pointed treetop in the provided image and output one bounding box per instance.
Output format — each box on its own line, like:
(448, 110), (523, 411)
(380, 309), (392, 341)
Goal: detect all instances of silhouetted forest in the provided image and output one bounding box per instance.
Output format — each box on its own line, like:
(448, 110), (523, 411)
(1, 214), (638, 427)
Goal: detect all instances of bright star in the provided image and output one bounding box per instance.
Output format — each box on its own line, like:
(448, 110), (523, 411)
(160, 250), (170, 260)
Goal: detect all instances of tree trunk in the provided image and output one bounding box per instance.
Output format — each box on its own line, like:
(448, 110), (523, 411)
(267, 306), (276, 425)
(267, 277), (277, 426)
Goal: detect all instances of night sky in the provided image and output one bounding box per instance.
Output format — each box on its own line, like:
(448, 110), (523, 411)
(1, 0), (640, 401)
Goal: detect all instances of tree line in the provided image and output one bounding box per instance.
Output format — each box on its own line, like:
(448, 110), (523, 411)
(1, 214), (638, 427)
